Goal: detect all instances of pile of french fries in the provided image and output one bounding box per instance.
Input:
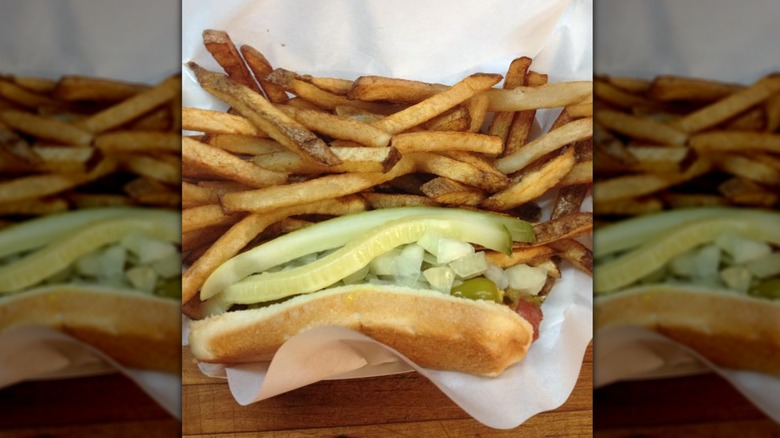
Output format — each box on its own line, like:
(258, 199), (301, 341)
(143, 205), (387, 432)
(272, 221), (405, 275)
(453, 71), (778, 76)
(594, 73), (780, 220)
(0, 72), (182, 223)
(182, 30), (593, 310)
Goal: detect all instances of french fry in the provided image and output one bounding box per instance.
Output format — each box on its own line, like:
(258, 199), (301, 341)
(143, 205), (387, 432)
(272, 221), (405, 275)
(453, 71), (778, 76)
(239, 44), (290, 103)
(410, 152), (509, 192)
(183, 107), (264, 136)
(487, 57), (532, 141)
(0, 110), (93, 145)
(391, 131), (503, 155)
(189, 63), (342, 167)
(690, 131), (780, 153)
(420, 177), (485, 206)
(483, 81), (592, 112)
(51, 75), (149, 101)
(348, 75), (448, 103)
(549, 239), (593, 275)
(647, 75), (744, 102)
(372, 73), (502, 134)
(95, 131), (181, 153)
(495, 117), (592, 174)
(360, 192), (440, 209)
(503, 70), (548, 157)
(483, 147), (576, 211)
(77, 74), (181, 133)
(182, 136), (288, 188)
(552, 184), (590, 219)
(531, 212), (593, 245)
(278, 104), (392, 147)
(203, 29), (261, 92)
(220, 156), (415, 213)
(673, 74), (780, 133)
(595, 109), (687, 145)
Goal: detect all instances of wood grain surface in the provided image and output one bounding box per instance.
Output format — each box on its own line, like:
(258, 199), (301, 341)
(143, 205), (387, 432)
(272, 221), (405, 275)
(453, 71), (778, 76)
(0, 373), (180, 437)
(594, 373), (780, 437)
(182, 343), (593, 437)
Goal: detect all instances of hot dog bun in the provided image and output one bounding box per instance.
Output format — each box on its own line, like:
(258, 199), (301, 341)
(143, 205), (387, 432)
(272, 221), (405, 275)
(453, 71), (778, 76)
(0, 284), (180, 373)
(189, 284), (534, 377)
(595, 284), (780, 375)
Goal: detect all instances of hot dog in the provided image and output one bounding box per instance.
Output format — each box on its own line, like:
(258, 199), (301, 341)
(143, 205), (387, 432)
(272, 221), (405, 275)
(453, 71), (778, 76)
(0, 207), (182, 373)
(594, 207), (780, 375)
(187, 207), (551, 377)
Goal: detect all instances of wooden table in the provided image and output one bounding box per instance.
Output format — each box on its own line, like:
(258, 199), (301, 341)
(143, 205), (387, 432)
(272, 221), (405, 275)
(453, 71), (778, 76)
(594, 373), (780, 436)
(182, 343), (592, 437)
(0, 373), (180, 437)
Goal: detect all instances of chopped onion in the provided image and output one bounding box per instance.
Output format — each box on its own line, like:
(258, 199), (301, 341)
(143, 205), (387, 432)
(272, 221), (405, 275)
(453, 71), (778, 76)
(120, 233), (177, 264)
(98, 245), (126, 283)
(719, 266), (752, 293)
(745, 252), (780, 279)
(368, 248), (402, 276)
(692, 245), (720, 281)
(484, 262), (509, 290)
(715, 234), (771, 264)
(126, 266), (158, 293)
(449, 251), (488, 279)
(505, 264), (547, 295)
(423, 266), (455, 293)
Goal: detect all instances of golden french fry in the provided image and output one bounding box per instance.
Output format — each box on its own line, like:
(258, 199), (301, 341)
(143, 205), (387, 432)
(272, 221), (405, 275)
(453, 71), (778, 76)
(203, 29), (261, 92)
(391, 131), (503, 155)
(95, 131), (181, 153)
(482, 147), (575, 211)
(11, 76), (58, 94)
(239, 44), (290, 103)
(594, 79), (653, 109)
(595, 196), (664, 216)
(122, 154), (181, 185)
(279, 104), (392, 147)
(487, 57), (533, 141)
(648, 75), (744, 102)
(552, 184), (590, 219)
(503, 71), (549, 157)
(182, 107), (264, 136)
(206, 134), (283, 155)
(360, 192), (440, 209)
(690, 131), (780, 154)
(495, 117), (592, 174)
(485, 246), (556, 268)
(267, 68), (390, 113)
(0, 197), (69, 215)
(422, 106), (471, 132)
(557, 160), (593, 187)
(673, 74), (780, 133)
(77, 74), (180, 133)
(717, 154), (780, 186)
(718, 177), (778, 207)
(123, 177), (181, 207)
(483, 81), (592, 112)
(0, 79), (61, 110)
(220, 156), (415, 213)
(67, 193), (136, 208)
(182, 204), (240, 234)
(52, 75), (149, 101)
(466, 94), (490, 133)
(410, 152), (509, 192)
(189, 63), (342, 167)
(372, 73), (502, 134)
(347, 75), (448, 103)
(603, 76), (652, 94)
(549, 239), (593, 275)
(420, 177), (485, 206)
(0, 110), (92, 145)
(31, 146), (94, 173)
(531, 211), (593, 245)
(182, 136), (288, 187)
(300, 76), (353, 96)
(595, 109), (687, 146)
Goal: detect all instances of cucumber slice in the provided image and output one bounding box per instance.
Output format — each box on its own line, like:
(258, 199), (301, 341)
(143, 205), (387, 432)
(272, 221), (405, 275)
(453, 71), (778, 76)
(220, 214), (513, 305)
(200, 207), (533, 300)
(595, 215), (780, 294)
(0, 207), (174, 259)
(0, 213), (180, 294)
(594, 208), (780, 259)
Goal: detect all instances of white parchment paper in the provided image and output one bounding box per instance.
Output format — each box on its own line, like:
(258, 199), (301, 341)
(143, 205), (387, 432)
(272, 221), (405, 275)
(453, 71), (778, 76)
(182, 0), (593, 429)
(595, 0), (780, 423)
(0, 0), (181, 419)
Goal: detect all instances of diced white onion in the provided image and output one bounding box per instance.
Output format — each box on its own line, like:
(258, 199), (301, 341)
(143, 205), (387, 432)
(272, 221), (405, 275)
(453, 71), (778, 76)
(715, 234), (772, 265)
(745, 252), (780, 279)
(449, 251), (488, 279)
(505, 264), (547, 295)
(126, 266), (158, 292)
(423, 266), (455, 293)
(719, 266), (752, 293)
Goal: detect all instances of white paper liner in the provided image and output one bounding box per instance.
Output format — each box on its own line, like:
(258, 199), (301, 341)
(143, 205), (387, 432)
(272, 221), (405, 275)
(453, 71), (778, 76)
(595, 326), (780, 423)
(0, 326), (182, 419)
(181, 0), (593, 429)
(0, 0), (180, 417)
(594, 0), (780, 424)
